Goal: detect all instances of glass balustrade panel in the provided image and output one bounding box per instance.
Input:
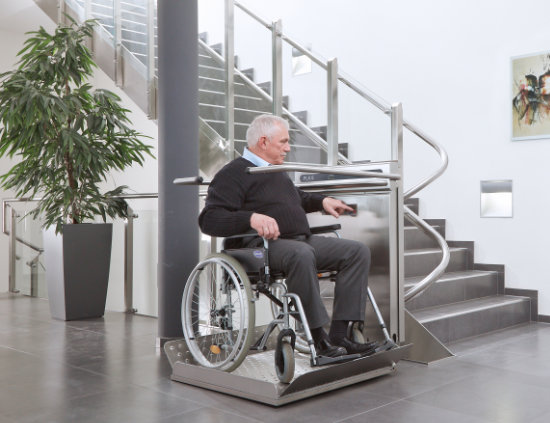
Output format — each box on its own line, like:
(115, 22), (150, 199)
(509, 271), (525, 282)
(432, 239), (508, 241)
(338, 75), (392, 164)
(11, 205), (46, 298)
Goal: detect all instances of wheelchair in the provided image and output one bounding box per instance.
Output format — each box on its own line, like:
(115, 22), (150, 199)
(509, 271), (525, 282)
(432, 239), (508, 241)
(181, 224), (396, 384)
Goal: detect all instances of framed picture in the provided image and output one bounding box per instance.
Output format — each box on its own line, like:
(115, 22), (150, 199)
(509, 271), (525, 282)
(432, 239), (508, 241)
(511, 51), (550, 140)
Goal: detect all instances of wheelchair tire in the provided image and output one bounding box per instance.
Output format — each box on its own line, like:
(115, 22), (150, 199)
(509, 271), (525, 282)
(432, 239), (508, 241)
(181, 253), (255, 372)
(275, 340), (295, 384)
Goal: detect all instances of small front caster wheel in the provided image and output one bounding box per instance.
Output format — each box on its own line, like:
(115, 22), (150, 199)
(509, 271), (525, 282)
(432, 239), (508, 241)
(275, 340), (295, 384)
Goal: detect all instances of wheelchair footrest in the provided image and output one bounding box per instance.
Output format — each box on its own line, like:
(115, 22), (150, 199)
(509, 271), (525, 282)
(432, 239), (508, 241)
(375, 339), (398, 353)
(313, 353), (363, 366)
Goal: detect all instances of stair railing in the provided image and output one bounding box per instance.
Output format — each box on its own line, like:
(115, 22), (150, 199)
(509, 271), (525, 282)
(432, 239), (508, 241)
(231, 0), (449, 302)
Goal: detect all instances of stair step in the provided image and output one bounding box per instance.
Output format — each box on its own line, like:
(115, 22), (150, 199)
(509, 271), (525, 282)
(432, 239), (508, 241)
(411, 296), (531, 343)
(405, 270), (499, 310)
(199, 90), (272, 112)
(404, 247), (470, 278)
(405, 198), (419, 214)
(404, 225), (444, 250)
(199, 104), (264, 124)
(199, 76), (253, 96)
(198, 53), (221, 67)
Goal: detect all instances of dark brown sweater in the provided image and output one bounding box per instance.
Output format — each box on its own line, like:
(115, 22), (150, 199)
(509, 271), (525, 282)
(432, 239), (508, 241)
(199, 158), (325, 244)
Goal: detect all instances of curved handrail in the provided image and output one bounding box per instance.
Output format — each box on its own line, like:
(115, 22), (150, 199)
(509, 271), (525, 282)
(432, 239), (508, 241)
(403, 206), (450, 301)
(402, 121), (449, 200)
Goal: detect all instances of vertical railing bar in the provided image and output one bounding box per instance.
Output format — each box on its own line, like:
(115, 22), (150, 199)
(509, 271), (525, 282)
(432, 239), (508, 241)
(124, 205), (136, 313)
(84, 0), (93, 51)
(84, 0), (92, 20)
(225, 0), (235, 157)
(272, 19), (283, 116)
(114, 0), (123, 86)
(327, 58), (339, 165)
(57, 0), (66, 24)
(389, 103), (405, 341)
(146, 0), (157, 119)
(30, 256), (38, 298)
(9, 207), (17, 293)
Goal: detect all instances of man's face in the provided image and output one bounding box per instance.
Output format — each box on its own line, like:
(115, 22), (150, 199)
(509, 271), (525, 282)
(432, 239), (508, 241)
(260, 124), (290, 165)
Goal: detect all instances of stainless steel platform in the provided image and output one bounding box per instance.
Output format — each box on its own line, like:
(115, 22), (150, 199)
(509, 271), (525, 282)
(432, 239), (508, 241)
(165, 340), (411, 406)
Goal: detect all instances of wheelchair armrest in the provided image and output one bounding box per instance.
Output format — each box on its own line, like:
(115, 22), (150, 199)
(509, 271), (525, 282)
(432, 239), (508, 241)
(310, 224), (341, 234)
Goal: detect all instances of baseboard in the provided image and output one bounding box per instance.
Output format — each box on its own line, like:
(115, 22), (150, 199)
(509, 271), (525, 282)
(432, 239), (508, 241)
(538, 314), (550, 323)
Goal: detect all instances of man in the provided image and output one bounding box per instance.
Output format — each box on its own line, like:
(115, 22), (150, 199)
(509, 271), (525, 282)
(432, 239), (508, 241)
(199, 114), (374, 357)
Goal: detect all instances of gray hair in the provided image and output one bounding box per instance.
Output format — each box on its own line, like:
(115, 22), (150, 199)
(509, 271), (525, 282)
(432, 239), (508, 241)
(246, 114), (289, 147)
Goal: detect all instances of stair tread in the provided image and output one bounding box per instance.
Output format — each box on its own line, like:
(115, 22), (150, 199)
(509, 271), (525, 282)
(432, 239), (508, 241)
(412, 295), (530, 323)
(404, 269), (496, 287)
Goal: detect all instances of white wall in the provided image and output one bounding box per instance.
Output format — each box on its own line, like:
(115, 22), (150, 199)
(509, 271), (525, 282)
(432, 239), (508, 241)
(0, 0), (159, 313)
(199, 0), (550, 315)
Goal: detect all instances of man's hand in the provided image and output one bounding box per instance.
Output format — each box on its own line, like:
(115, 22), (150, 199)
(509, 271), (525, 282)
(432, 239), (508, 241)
(250, 213), (280, 240)
(322, 197), (353, 218)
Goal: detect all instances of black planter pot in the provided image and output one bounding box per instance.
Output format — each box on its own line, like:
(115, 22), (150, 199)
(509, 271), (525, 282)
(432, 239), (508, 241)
(43, 223), (113, 320)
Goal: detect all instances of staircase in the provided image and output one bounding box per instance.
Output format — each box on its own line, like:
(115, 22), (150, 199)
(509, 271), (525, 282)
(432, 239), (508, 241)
(404, 198), (532, 345)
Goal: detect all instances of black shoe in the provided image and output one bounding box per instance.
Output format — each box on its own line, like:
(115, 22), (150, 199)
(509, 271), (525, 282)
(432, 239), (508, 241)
(314, 338), (347, 357)
(333, 337), (377, 356)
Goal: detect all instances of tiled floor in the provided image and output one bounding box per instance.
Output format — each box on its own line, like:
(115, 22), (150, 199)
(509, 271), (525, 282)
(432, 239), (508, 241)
(1, 292), (550, 423)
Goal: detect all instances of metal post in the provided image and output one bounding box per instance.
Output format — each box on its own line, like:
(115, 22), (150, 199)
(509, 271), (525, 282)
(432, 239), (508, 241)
(113, 0), (123, 87)
(84, 0), (93, 51)
(271, 19), (283, 116)
(327, 58), (339, 165)
(391, 103), (404, 166)
(8, 207), (17, 293)
(225, 0), (235, 157)
(124, 206), (137, 313)
(84, 0), (92, 20)
(146, 0), (157, 119)
(30, 256), (39, 297)
(389, 102), (405, 342)
(57, 0), (65, 24)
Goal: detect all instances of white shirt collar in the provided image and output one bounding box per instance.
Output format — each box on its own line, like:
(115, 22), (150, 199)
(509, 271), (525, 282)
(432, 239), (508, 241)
(242, 147), (271, 167)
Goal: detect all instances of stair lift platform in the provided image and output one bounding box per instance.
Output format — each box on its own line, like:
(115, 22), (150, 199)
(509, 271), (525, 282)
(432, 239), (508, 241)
(165, 336), (410, 406)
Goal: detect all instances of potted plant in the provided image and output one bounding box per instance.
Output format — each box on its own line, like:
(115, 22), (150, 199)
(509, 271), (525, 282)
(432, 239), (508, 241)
(0, 17), (153, 320)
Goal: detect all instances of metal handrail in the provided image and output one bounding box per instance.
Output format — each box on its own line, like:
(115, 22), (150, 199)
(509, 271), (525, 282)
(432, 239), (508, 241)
(232, 0), (449, 301)
(247, 164), (400, 180)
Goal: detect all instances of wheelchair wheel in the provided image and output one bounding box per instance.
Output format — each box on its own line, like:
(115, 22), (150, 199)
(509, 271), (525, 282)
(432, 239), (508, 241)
(181, 253), (255, 372)
(275, 340), (295, 384)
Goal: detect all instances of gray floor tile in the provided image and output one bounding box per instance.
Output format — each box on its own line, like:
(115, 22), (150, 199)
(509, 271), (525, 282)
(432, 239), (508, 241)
(407, 372), (550, 423)
(2, 293), (550, 423)
(16, 385), (204, 423)
(160, 406), (262, 423)
(339, 399), (493, 423)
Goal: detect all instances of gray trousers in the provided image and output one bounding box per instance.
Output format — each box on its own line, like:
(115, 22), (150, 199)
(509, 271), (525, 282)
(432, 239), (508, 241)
(263, 235), (371, 329)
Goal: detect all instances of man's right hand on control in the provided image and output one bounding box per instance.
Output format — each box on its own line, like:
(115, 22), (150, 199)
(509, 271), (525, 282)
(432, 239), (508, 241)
(250, 213), (280, 240)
